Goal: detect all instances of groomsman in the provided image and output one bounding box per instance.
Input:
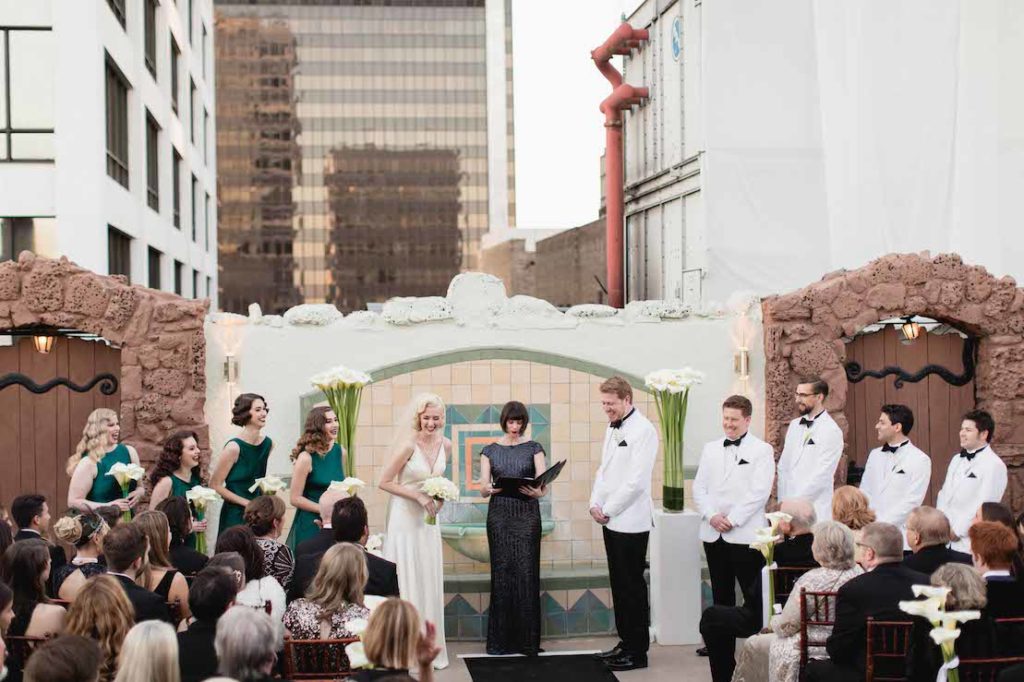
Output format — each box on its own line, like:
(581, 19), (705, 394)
(776, 376), (844, 522)
(936, 410), (1008, 553)
(858, 404), (931, 549)
(693, 395), (775, 617)
(590, 376), (659, 673)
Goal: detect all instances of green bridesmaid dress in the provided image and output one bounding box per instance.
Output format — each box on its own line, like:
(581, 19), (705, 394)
(87, 443), (137, 504)
(286, 443), (345, 549)
(170, 471), (202, 548)
(218, 437), (273, 532)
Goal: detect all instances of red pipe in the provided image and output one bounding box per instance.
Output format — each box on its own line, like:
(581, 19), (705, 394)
(592, 23), (649, 308)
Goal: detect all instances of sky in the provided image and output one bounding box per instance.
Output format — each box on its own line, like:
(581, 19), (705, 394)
(511, 0), (643, 230)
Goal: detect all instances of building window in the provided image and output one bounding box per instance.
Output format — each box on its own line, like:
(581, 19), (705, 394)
(1, 217), (36, 261)
(187, 0), (193, 44)
(106, 0), (126, 28)
(206, 275), (212, 298)
(172, 149), (182, 228)
(147, 247), (162, 289)
(0, 28), (56, 162)
(189, 79), (197, 143)
(108, 226), (131, 281)
(203, 108), (209, 163)
(202, 24), (208, 79)
(192, 268), (199, 299)
(170, 39), (180, 114)
(145, 112), (160, 211)
(204, 192), (211, 250)
(144, 0), (157, 77)
(191, 174), (198, 241)
(174, 260), (183, 295)
(105, 58), (130, 188)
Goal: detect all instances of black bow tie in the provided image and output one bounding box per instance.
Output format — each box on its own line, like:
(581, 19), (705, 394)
(724, 434), (747, 448)
(882, 442), (907, 454)
(799, 417), (816, 427)
(610, 408), (635, 430)
(959, 447), (985, 461)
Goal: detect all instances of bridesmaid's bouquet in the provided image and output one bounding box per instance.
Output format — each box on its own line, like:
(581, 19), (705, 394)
(185, 486), (220, 555)
(248, 475), (287, 495)
(329, 477), (366, 497)
(106, 462), (146, 522)
(419, 477), (459, 526)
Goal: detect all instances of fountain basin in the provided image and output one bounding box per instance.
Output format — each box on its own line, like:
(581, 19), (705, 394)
(440, 521), (556, 563)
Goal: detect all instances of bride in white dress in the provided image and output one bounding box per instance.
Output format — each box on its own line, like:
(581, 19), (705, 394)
(380, 393), (450, 670)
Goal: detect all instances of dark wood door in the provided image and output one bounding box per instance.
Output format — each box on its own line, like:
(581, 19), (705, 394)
(0, 336), (121, 516)
(845, 327), (975, 505)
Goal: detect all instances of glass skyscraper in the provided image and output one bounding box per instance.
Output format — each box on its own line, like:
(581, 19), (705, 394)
(215, 0), (515, 313)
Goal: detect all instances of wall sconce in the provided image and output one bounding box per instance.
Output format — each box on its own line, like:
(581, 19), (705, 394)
(32, 335), (55, 354)
(900, 316), (921, 342)
(734, 348), (750, 379)
(223, 355), (239, 383)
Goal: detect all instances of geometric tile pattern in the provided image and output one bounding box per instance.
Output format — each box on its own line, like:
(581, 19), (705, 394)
(444, 588), (620, 641)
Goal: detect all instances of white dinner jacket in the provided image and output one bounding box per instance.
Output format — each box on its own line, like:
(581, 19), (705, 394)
(936, 445), (1008, 553)
(589, 407), (659, 533)
(776, 410), (844, 522)
(693, 432), (775, 544)
(859, 441), (931, 549)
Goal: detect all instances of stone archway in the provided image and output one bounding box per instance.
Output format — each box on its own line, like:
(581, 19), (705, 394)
(0, 253), (208, 469)
(762, 252), (1024, 509)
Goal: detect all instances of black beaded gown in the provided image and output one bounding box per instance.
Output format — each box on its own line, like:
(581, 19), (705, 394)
(482, 440), (543, 655)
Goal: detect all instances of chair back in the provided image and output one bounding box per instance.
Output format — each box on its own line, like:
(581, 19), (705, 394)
(770, 565), (814, 613)
(956, 617), (1024, 682)
(798, 588), (838, 681)
(865, 618), (912, 682)
(4, 634), (52, 671)
(283, 637), (359, 680)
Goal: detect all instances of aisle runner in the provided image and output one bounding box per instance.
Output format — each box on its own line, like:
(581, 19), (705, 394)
(464, 654), (618, 682)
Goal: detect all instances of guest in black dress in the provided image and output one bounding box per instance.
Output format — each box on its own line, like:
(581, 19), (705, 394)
(479, 400), (548, 656)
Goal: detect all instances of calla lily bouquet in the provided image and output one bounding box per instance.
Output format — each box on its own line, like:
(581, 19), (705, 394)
(420, 476), (459, 525)
(644, 367), (704, 512)
(899, 585), (981, 682)
(248, 475), (287, 495)
(751, 511), (792, 622)
(185, 486), (221, 554)
(365, 533), (384, 556)
(329, 477), (366, 497)
(343, 612), (372, 669)
(311, 365), (372, 478)
(106, 462), (146, 522)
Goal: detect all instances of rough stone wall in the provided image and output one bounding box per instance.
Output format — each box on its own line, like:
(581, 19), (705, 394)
(0, 253), (209, 469)
(762, 252), (1024, 510)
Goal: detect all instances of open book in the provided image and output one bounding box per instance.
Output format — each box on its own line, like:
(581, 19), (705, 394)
(494, 459), (566, 492)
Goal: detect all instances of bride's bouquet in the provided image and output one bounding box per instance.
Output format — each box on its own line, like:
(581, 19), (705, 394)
(419, 476), (459, 526)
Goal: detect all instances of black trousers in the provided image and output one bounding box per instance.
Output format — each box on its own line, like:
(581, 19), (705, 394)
(602, 526), (650, 655)
(804, 659), (861, 682)
(704, 538), (764, 609)
(699, 604), (761, 682)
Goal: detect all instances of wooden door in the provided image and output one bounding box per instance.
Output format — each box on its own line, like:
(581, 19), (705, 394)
(845, 327), (975, 505)
(0, 336), (121, 516)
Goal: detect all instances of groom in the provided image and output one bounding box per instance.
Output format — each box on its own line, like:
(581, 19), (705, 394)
(589, 376), (659, 672)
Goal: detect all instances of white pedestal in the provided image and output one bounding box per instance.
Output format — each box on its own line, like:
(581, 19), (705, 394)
(650, 508), (702, 645)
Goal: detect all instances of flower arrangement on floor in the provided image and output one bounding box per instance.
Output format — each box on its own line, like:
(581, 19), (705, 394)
(311, 365), (373, 477)
(899, 585), (981, 682)
(750, 510), (793, 623)
(329, 477), (367, 497)
(106, 462), (146, 522)
(248, 475), (287, 495)
(184, 486), (220, 554)
(419, 476), (459, 526)
(644, 367), (704, 512)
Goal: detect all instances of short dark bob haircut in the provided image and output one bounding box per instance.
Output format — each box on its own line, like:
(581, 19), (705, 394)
(499, 401), (529, 434)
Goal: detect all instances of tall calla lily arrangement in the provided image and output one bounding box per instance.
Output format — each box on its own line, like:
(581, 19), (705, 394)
(751, 510), (792, 624)
(899, 585), (981, 682)
(310, 366), (372, 477)
(644, 368), (704, 512)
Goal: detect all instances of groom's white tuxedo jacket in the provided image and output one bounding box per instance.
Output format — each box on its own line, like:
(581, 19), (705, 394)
(693, 433), (775, 544)
(589, 407), (659, 533)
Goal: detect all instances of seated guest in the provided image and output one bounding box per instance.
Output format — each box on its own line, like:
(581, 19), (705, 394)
(156, 497), (209, 576)
(178, 566), (239, 682)
(207, 552), (246, 590)
(23, 634), (102, 682)
(214, 606), (279, 682)
(832, 486), (876, 566)
(974, 502), (1024, 577)
(11, 494), (66, 593)
(244, 495), (294, 591)
(295, 488), (346, 557)
(112, 620), (179, 682)
(354, 598), (441, 682)
(903, 506), (972, 574)
(805, 522), (928, 682)
(1, 540), (66, 638)
(732, 521), (862, 682)
(133, 511), (191, 621)
(774, 498), (821, 567)
(52, 511), (108, 601)
(95, 505), (123, 531)
(214, 526), (285, 642)
(289, 496), (399, 602)
(65, 575), (135, 682)
(969, 521), (1024, 617)
(284, 543), (370, 639)
(102, 523), (171, 623)
(0, 518), (12, 557)
(1, 581), (14, 633)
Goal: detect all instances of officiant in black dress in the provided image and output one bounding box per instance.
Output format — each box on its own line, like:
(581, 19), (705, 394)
(480, 400), (548, 656)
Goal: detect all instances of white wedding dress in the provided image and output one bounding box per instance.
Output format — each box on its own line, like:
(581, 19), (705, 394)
(383, 441), (449, 669)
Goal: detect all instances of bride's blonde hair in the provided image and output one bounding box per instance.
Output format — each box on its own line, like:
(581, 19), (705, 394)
(66, 407), (118, 476)
(411, 393), (446, 432)
(390, 393), (446, 453)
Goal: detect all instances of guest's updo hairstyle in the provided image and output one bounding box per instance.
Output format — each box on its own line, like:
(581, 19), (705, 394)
(243, 495), (286, 537)
(499, 401), (529, 434)
(53, 511), (107, 548)
(231, 393), (268, 427)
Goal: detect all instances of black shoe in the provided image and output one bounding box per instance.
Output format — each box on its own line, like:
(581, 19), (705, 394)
(696, 645), (709, 657)
(605, 653), (648, 671)
(594, 644), (623, 660)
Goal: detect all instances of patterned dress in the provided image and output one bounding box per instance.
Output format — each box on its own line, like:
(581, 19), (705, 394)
(219, 437), (272, 531)
(256, 537), (294, 591)
(283, 599), (370, 670)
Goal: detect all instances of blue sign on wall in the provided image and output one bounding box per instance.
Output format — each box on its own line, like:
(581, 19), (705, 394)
(671, 16), (682, 61)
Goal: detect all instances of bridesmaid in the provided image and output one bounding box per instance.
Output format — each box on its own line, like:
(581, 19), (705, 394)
(210, 393), (273, 532)
(67, 408), (143, 513)
(148, 430), (207, 547)
(287, 406), (344, 548)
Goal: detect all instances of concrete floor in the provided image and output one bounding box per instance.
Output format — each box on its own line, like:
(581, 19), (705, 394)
(435, 637), (713, 682)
